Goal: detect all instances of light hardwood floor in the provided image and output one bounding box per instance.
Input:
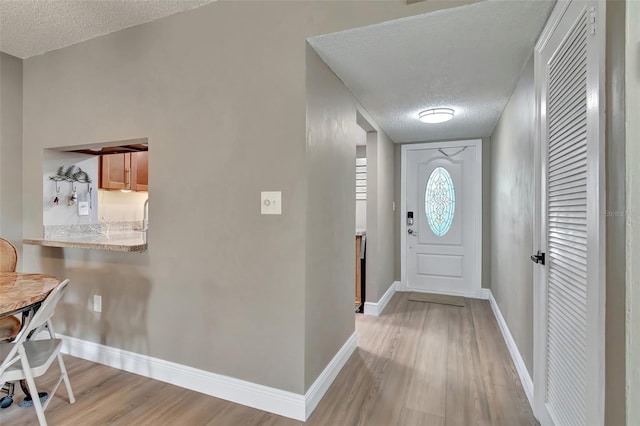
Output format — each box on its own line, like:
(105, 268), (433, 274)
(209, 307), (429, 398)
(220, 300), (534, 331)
(1, 293), (537, 425)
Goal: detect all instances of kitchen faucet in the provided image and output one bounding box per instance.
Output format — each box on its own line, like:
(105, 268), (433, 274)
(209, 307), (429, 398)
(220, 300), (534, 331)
(143, 198), (149, 231)
(140, 198), (149, 244)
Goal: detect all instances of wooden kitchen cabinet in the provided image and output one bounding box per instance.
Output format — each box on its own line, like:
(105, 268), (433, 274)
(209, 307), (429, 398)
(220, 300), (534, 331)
(130, 151), (148, 191)
(100, 152), (148, 191)
(100, 153), (128, 190)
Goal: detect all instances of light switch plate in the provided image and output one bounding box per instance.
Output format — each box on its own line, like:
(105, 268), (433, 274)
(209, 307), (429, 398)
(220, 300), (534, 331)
(261, 191), (282, 215)
(93, 295), (102, 313)
(78, 201), (90, 216)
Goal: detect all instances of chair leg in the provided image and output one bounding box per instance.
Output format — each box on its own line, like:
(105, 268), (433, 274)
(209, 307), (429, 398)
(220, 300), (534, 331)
(56, 353), (75, 404)
(19, 352), (48, 426)
(45, 320), (56, 339)
(0, 382), (15, 409)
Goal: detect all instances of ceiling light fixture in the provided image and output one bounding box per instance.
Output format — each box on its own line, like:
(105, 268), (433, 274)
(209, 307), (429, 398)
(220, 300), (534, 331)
(418, 108), (454, 124)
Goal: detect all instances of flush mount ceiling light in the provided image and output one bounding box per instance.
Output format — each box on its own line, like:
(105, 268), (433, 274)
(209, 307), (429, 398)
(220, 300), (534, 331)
(418, 108), (455, 124)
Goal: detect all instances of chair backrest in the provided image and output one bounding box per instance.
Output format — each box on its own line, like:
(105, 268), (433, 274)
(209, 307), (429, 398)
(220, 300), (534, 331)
(0, 238), (17, 272)
(1, 279), (70, 376)
(26, 279), (70, 334)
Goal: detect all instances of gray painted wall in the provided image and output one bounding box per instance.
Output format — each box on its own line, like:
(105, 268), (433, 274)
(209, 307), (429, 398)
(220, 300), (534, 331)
(366, 130), (396, 302)
(304, 45), (358, 389)
(605, 2), (627, 424)
(23, 3), (308, 392)
(0, 52), (23, 267)
(18, 0), (467, 394)
(626, 1), (640, 423)
(489, 55), (535, 375)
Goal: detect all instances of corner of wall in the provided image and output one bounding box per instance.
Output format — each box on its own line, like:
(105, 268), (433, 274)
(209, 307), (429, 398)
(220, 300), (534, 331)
(304, 41), (357, 393)
(488, 54), (535, 377)
(605, 2), (627, 424)
(394, 143), (402, 282)
(482, 136), (491, 290)
(0, 52), (24, 266)
(625, 1), (639, 424)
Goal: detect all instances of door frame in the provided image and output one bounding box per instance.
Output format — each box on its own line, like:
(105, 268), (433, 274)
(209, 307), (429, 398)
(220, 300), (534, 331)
(400, 139), (483, 297)
(532, 1), (606, 424)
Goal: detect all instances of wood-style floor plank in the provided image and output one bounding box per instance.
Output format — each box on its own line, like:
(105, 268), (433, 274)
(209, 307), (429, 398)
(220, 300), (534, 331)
(467, 300), (536, 426)
(0, 293), (537, 426)
(405, 303), (448, 417)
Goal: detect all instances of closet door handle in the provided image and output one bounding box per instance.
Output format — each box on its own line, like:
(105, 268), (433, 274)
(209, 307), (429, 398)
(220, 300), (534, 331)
(530, 251), (545, 265)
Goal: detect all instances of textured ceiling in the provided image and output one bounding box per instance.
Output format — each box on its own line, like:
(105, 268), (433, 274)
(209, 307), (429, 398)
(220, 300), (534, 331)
(0, 0), (216, 59)
(308, 0), (555, 143)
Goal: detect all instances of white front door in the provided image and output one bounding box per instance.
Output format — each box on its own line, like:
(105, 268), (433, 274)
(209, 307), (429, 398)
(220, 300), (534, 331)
(533, 1), (605, 425)
(403, 140), (482, 297)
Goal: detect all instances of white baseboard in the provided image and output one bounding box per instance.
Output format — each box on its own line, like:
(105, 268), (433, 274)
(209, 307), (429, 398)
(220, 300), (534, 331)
(60, 331), (358, 422)
(60, 335), (305, 420)
(364, 281), (398, 316)
(304, 332), (357, 419)
(485, 290), (534, 409)
(480, 288), (491, 300)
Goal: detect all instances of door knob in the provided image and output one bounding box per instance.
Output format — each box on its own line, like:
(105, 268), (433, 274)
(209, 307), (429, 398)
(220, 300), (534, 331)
(408, 228), (418, 236)
(531, 250), (545, 265)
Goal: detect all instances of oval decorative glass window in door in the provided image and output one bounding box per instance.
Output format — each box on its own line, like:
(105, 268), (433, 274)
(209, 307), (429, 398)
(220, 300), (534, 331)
(425, 167), (455, 237)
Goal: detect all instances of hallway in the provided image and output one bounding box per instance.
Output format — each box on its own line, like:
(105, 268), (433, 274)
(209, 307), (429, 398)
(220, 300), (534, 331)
(1, 292), (536, 425)
(310, 293), (537, 425)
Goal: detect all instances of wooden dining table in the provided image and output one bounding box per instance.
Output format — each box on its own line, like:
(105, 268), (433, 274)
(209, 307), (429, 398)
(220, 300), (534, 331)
(0, 272), (61, 319)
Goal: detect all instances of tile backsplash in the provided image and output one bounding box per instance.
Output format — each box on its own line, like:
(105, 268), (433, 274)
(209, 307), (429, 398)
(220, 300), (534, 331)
(98, 190), (148, 222)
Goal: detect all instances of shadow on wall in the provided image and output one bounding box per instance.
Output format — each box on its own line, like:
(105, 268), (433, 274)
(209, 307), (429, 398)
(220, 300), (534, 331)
(38, 247), (152, 356)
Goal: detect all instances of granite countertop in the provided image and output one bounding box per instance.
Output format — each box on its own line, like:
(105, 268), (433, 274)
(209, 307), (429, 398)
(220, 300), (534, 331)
(23, 223), (147, 253)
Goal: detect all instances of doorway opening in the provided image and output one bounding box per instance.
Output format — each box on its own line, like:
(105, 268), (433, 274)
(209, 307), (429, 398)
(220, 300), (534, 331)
(354, 112), (377, 313)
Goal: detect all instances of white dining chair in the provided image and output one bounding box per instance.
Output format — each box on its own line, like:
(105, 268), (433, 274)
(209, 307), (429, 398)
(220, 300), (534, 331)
(0, 279), (75, 426)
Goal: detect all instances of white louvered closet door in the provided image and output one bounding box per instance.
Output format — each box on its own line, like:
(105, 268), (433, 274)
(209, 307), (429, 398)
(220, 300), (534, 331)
(534, 1), (605, 426)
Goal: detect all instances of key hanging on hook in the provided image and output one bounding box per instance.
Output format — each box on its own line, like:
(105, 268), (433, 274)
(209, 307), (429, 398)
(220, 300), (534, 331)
(68, 183), (77, 206)
(53, 181), (60, 206)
